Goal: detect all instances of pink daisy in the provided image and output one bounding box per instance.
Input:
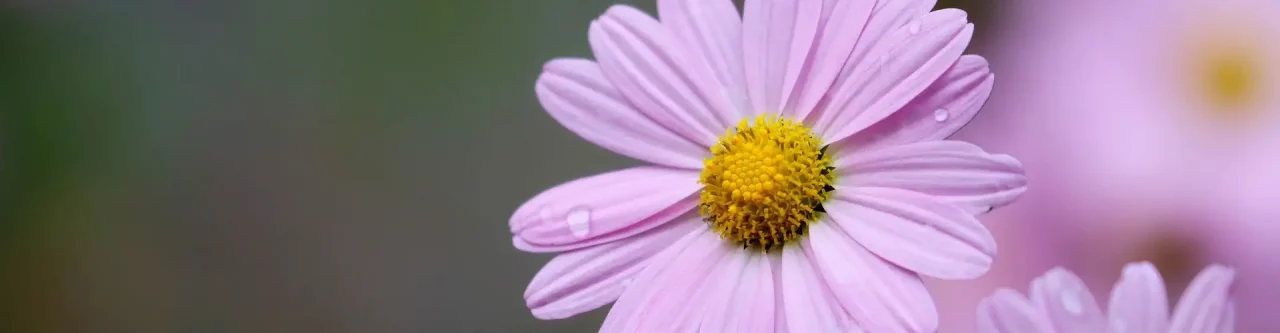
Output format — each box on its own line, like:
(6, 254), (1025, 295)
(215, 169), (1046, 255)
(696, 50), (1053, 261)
(511, 0), (1026, 331)
(976, 262), (1236, 333)
(930, 0), (1280, 330)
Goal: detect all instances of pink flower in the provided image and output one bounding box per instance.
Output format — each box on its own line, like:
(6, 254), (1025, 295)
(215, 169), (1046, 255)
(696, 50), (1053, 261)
(976, 262), (1236, 333)
(512, 0), (1026, 331)
(930, 0), (1280, 331)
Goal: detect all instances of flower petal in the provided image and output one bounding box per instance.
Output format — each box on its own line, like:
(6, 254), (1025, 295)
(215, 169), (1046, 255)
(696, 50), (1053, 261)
(1106, 262), (1170, 333)
(826, 186), (996, 280)
(781, 245), (858, 333)
(589, 5), (736, 147)
(1028, 267), (1108, 332)
(639, 248), (746, 333)
(834, 140), (1027, 215)
(742, 0), (822, 114)
(658, 0), (749, 117)
(523, 217), (701, 319)
(806, 221), (938, 332)
(699, 253), (776, 333)
(597, 227), (705, 332)
(841, 55), (994, 150)
(806, 0), (936, 125)
(817, 8), (973, 143)
(510, 167), (700, 253)
(1168, 265), (1236, 333)
(770, 252), (790, 333)
(787, 0), (875, 120)
(537, 58), (709, 169)
(599, 228), (735, 332)
(976, 289), (1055, 333)
(1216, 302), (1236, 333)
(845, 0), (937, 79)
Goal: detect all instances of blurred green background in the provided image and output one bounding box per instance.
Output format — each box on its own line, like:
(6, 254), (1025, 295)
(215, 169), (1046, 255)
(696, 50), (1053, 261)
(0, 1), (991, 332)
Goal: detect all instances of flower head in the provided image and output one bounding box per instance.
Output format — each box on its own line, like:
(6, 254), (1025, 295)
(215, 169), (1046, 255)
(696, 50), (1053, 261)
(512, 0), (1026, 331)
(976, 262), (1236, 333)
(925, 0), (1280, 331)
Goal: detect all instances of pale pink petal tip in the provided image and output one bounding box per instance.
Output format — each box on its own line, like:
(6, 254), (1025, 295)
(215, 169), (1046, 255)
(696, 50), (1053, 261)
(1107, 261), (1170, 333)
(1169, 264), (1236, 333)
(1028, 267), (1107, 332)
(509, 167), (700, 253)
(976, 289), (1054, 333)
(976, 263), (1237, 333)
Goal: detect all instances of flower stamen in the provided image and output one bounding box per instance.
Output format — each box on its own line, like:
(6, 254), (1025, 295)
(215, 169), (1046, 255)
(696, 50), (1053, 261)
(698, 115), (834, 250)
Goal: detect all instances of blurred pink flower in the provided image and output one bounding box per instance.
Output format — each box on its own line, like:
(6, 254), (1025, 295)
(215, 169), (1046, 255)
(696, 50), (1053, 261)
(930, 0), (1280, 331)
(512, 0), (1027, 331)
(976, 262), (1236, 333)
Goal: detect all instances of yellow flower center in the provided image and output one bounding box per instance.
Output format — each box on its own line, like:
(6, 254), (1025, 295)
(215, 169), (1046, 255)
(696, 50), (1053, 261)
(698, 115), (834, 250)
(1199, 48), (1259, 113)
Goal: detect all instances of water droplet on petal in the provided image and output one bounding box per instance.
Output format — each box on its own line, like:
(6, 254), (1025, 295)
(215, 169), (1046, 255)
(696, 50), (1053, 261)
(933, 108), (950, 122)
(908, 20), (922, 35)
(1060, 288), (1083, 315)
(567, 207), (592, 238)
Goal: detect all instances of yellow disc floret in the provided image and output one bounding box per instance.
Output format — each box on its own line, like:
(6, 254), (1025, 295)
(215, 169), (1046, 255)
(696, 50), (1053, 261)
(698, 115), (835, 250)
